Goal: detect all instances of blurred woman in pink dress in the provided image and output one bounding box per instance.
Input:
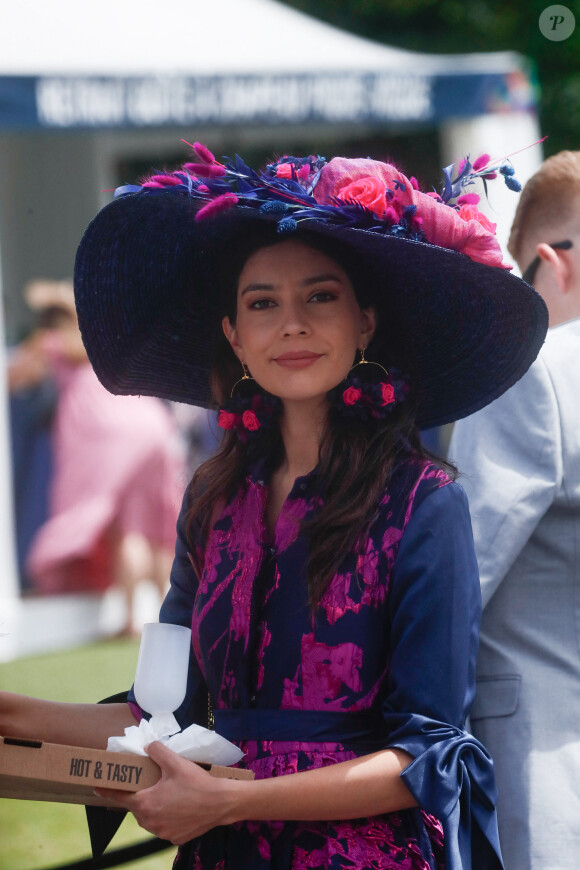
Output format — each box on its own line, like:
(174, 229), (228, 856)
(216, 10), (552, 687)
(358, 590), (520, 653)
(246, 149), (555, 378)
(8, 280), (185, 635)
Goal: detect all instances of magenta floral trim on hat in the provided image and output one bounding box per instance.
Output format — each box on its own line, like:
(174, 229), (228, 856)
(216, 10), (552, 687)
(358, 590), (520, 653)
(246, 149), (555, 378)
(122, 139), (536, 274)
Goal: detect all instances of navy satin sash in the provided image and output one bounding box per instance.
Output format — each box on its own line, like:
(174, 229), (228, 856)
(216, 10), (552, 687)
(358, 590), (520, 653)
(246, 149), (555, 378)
(213, 708), (386, 749)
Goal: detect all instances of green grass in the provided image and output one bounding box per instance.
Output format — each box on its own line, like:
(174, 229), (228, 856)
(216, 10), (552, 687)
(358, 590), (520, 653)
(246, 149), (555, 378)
(0, 639), (175, 870)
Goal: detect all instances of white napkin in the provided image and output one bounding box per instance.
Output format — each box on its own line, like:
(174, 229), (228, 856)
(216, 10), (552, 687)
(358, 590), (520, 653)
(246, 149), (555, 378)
(107, 712), (244, 767)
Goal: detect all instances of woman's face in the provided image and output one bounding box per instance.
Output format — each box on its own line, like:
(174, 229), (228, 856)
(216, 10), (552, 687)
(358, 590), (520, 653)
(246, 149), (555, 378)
(222, 239), (376, 404)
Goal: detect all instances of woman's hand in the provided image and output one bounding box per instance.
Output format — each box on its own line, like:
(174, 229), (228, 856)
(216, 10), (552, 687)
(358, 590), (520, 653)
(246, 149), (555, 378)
(95, 741), (241, 844)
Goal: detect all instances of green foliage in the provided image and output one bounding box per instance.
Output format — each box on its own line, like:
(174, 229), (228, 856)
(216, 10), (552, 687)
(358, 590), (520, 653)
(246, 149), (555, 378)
(281, 0), (580, 155)
(0, 640), (171, 870)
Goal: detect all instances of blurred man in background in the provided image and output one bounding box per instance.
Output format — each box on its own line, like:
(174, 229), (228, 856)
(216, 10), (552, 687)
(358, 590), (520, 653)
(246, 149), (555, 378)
(449, 150), (580, 870)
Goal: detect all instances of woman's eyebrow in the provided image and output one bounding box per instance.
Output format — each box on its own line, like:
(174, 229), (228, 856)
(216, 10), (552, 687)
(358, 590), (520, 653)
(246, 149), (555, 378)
(301, 273), (344, 287)
(240, 282), (275, 296)
(240, 273), (343, 296)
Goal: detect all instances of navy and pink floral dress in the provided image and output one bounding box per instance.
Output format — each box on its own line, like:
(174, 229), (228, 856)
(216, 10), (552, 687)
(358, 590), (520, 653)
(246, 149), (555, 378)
(135, 454), (503, 870)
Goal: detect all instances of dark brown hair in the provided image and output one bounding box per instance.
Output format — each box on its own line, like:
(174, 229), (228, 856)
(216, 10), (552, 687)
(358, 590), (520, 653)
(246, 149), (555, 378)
(186, 225), (455, 605)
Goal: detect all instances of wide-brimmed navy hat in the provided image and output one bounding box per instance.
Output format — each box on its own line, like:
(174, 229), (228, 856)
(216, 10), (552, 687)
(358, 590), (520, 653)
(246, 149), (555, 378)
(74, 145), (548, 429)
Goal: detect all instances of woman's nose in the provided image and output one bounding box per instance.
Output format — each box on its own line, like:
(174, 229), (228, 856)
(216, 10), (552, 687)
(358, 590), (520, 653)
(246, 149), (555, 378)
(280, 300), (310, 336)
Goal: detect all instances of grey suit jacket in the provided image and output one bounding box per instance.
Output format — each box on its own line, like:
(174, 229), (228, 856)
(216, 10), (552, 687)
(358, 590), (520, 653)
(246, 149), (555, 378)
(449, 317), (580, 870)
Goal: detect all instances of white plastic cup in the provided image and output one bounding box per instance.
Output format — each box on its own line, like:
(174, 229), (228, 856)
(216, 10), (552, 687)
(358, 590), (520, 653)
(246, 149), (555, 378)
(133, 622), (192, 715)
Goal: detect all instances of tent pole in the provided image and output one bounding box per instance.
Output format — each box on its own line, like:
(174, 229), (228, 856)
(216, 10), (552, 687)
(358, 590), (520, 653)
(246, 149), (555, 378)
(0, 257), (21, 662)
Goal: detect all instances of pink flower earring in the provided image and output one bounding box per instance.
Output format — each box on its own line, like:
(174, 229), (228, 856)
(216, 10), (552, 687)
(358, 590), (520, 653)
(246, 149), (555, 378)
(218, 363), (281, 442)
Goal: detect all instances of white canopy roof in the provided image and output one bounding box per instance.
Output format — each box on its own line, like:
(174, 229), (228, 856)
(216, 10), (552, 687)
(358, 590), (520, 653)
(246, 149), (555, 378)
(0, 1), (533, 132)
(1, 0), (525, 77)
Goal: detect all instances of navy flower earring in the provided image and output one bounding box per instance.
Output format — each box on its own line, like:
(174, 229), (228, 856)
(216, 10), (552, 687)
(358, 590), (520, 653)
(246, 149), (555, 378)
(328, 347), (407, 421)
(218, 363), (281, 442)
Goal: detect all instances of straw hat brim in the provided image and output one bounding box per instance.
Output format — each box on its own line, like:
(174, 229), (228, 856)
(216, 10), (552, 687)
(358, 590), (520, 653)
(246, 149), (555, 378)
(74, 189), (548, 429)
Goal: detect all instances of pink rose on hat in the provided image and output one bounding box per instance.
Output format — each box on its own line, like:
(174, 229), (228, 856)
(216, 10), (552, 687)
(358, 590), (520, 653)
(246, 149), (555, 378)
(276, 163), (293, 179)
(336, 176), (388, 219)
(457, 203), (497, 235)
(314, 156), (510, 270)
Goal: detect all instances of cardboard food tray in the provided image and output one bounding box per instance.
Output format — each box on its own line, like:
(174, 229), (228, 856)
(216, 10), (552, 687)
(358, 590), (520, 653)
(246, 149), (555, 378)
(0, 735), (254, 807)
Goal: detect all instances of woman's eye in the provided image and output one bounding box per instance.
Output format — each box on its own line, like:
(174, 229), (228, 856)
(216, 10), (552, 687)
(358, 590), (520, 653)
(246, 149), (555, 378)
(249, 298), (276, 310)
(309, 291), (337, 303)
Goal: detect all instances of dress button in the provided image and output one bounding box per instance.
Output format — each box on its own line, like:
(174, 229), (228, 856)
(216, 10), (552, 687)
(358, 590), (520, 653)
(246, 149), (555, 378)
(269, 546), (276, 557)
(250, 695), (256, 705)
(299, 483), (306, 491)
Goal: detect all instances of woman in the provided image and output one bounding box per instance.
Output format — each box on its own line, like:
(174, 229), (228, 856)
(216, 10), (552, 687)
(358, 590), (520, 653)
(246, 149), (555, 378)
(7, 279), (184, 634)
(1, 147), (547, 869)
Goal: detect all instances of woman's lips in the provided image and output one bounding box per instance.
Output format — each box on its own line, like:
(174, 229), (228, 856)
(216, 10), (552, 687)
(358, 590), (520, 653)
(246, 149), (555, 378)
(273, 352), (323, 368)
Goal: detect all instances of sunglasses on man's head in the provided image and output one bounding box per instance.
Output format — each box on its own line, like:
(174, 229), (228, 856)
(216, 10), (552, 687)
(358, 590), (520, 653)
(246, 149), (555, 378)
(522, 240), (573, 285)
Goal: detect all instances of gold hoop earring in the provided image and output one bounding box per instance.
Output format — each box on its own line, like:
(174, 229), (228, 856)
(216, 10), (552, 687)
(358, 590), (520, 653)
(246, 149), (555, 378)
(230, 363), (254, 398)
(350, 347), (389, 378)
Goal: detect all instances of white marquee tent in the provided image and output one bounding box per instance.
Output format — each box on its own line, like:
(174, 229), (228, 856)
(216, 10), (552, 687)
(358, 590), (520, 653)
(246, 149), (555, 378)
(0, 0), (536, 128)
(0, 0), (543, 659)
